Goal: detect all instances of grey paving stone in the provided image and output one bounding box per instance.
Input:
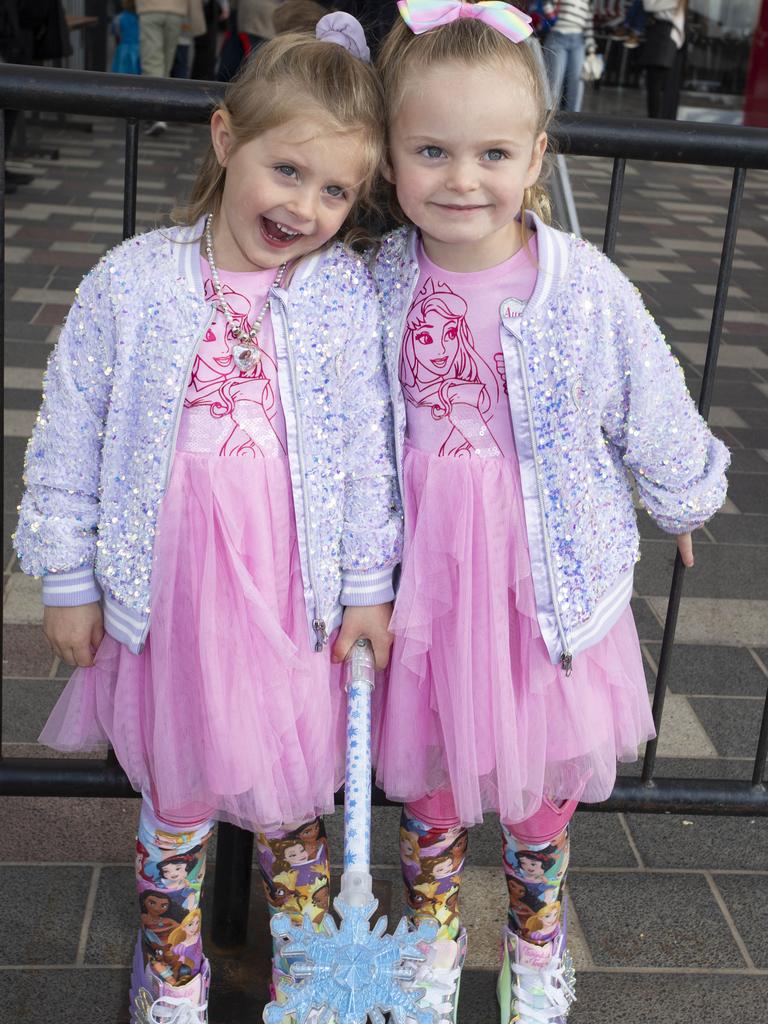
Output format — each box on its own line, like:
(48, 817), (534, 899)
(625, 813), (768, 870)
(727, 426), (768, 449)
(2, 678), (66, 742)
(3, 341), (53, 369)
(83, 865), (135, 966)
(727, 473), (768, 514)
(568, 871), (744, 968)
(634, 540), (768, 601)
(0, 968), (128, 1024)
(688, 696), (765, 759)
(4, 387), (42, 410)
(567, 972), (768, 1024)
(4, 513), (18, 567)
(730, 448), (768, 474)
(644, 644), (768, 696)
(706, 364), (767, 383)
(712, 874), (768, 970)
(706, 512), (768, 545)
(648, 756), (761, 782)
(738, 407), (768, 428)
(4, 438), (27, 515)
(637, 514), (686, 542)
(711, 381), (766, 409)
(631, 597), (664, 643)
(568, 811), (639, 868)
(2, 322), (52, 342)
(0, 796), (139, 862)
(0, 864), (93, 964)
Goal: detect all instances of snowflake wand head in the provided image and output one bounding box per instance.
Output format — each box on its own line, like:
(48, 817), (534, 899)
(262, 641), (442, 1024)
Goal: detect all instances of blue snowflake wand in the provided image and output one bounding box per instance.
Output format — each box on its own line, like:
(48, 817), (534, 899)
(263, 639), (440, 1024)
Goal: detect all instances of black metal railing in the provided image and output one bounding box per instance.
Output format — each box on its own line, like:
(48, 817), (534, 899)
(2, 64), (767, 947)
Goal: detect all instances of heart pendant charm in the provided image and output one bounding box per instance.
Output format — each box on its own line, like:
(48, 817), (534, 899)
(233, 343), (260, 372)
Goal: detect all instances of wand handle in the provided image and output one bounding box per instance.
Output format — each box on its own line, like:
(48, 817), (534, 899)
(340, 638), (375, 906)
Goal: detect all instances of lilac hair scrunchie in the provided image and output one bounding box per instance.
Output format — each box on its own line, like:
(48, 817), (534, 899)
(315, 12), (371, 63)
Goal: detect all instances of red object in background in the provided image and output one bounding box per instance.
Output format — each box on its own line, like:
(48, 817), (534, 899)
(744, 0), (768, 126)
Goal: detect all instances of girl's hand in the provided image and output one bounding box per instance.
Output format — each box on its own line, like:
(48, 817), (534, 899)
(676, 532), (694, 568)
(43, 602), (104, 668)
(332, 603), (394, 670)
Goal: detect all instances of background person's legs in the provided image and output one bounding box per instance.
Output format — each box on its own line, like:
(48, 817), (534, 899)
(543, 31), (568, 110)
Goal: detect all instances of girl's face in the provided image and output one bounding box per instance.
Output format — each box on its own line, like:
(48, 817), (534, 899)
(186, 914), (201, 938)
(144, 894), (170, 917)
(412, 312), (460, 378)
(297, 820), (321, 843)
(161, 862), (188, 885)
(386, 61), (546, 273)
(210, 113), (366, 273)
(284, 843), (309, 866)
(432, 857), (454, 880)
(540, 906), (559, 927)
(518, 856), (546, 881)
(400, 834), (417, 859)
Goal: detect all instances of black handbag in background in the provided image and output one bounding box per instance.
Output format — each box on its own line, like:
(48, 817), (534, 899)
(640, 16), (677, 69)
(18, 0), (72, 62)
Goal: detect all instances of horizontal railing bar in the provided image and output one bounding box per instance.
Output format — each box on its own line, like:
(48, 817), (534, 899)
(2, 65), (768, 169)
(1, 65), (223, 123)
(0, 758), (138, 797)
(2, 759), (765, 815)
(582, 777), (767, 816)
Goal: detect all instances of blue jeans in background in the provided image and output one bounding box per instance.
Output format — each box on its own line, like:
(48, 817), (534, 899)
(544, 30), (586, 113)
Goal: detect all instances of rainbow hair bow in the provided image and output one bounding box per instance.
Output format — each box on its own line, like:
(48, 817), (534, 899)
(397, 0), (533, 43)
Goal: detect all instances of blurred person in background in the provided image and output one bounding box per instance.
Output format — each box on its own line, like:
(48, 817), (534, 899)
(111, 0), (142, 74)
(191, 0), (229, 79)
(541, 0), (598, 112)
(136, 0), (189, 133)
(216, 0), (278, 80)
(640, 0), (687, 118)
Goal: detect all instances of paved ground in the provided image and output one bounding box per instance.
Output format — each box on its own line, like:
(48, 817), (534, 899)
(2, 86), (767, 1023)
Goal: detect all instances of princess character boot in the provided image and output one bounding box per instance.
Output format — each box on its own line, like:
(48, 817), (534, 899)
(498, 813), (578, 1023)
(497, 903), (575, 1024)
(399, 797), (469, 1023)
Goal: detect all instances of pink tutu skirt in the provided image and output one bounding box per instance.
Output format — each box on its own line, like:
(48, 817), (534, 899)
(39, 452), (346, 830)
(373, 444), (656, 827)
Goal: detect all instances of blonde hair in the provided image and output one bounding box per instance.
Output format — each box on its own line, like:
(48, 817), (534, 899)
(175, 31), (384, 247)
(167, 908), (202, 947)
(376, 10), (553, 235)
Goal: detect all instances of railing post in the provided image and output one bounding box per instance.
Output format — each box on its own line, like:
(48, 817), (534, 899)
(211, 822), (254, 949)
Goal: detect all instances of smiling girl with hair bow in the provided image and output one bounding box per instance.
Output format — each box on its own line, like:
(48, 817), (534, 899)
(15, 15), (400, 1022)
(370, 2), (729, 1021)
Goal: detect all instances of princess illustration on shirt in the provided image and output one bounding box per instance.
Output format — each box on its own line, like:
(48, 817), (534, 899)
(400, 278), (501, 458)
(182, 275), (287, 458)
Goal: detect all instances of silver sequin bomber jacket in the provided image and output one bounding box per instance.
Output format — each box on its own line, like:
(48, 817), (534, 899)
(15, 221), (402, 654)
(374, 218), (729, 668)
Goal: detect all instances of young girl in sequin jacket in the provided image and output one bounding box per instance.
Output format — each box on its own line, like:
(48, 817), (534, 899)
(14, 16), (400, 1023)
(369, 4), (729, 1022)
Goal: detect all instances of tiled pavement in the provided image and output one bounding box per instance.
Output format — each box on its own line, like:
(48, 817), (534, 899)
(2, 97), (768, 1022)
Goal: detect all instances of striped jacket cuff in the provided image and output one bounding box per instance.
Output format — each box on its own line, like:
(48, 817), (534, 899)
(340, 565), (395, 607)
(42, 567), (101, 607)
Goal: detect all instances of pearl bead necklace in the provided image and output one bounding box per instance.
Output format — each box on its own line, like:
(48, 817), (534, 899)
(204, 213), (287, 373)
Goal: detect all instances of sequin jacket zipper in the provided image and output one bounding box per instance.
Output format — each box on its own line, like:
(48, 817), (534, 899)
(272, 291), (327, 651)
(379, 236), (573, 672)
(505, 323), (574, 674)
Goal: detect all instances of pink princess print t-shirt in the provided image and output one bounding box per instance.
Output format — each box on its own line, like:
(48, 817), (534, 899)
(400, 236), (539, 459)
(176, 258), (288, 458)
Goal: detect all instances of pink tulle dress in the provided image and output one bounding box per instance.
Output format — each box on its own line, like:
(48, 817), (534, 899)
(40, 260), (346, 831)
(373, 239), (656, 827)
